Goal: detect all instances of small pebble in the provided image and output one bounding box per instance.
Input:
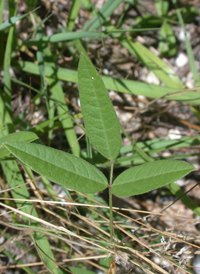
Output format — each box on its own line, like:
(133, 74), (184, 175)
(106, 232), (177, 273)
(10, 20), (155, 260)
(178, 29), (190, 42)
(168, 128), (182, 139)
(146, 71), (160, 85)
(175, 53), (188, 68)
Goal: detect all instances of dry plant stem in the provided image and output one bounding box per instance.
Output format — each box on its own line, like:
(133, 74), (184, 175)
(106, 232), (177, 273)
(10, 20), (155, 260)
(109, 160), (114, 243)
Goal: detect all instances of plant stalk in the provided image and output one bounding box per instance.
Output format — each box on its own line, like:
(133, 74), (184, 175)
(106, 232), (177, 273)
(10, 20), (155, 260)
(109, 160), (114, 243)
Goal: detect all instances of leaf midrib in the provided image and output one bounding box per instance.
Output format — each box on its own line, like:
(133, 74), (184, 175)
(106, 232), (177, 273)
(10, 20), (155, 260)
(5, 144), (106, 185)
(113, 168), (192, 186)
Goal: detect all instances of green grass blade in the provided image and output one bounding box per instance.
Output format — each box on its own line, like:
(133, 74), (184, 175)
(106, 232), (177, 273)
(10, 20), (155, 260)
(0, 91), (15, 136)
(35, 27), (52, 141)
(0, 7), (39, 31)
(118, 37), (183, 88)
(78, 53), (122, 160)
(83, 0), (124, 31)
(120, 136), (200, 155)
(0, 0), (6, 67)
(172, 0), (200, 87)
(36, 25), (48, 95)
(27, 0), (38, 10)
(67, 0), (81, 31)
(43, 46), (80, 156)
(47, 91), (55, 143)
(25, 31), (107, 46)
(13, 60), (200, 104)
(3, 20), (15, 115)
(0, 13), (26, 31)
(48, 77), (80, 156)
(9, 0), (16, 17)
(168, 182), (200, 216)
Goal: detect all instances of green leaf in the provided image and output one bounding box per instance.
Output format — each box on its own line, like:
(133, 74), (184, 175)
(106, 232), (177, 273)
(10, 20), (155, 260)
(78, 53), (122, 160)
(0, 131), (38, 158)
(67, 0), (81, 31)
(25, 31), (106, 46)
(135, 14), (162, 28)
(0, 7), (39, 31)
(155, 0), (169, 16)
(112, 160), (194, 197)
(4, 141), (108, 193)
(159, 21), (177, 57)
(13, 60), (200, 105)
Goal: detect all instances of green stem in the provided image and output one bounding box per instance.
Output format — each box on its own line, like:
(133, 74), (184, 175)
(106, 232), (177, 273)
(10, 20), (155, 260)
(109, 160), (114, 243)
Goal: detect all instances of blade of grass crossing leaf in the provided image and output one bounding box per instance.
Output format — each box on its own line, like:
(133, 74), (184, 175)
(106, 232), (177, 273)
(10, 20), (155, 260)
(0, 9), (39, 31)
(36, 25), (48, 102)
(47, 93), (55, 143)
(35, 24), (54, 143)
(0, 0), (6, 25)
(13, 60), (200, 104)
(120, 125), (153, 163)
(43, 46), (80, 156)
(83, 0), (124, 31)
(25, 31), (107, 46)
(3, 20), (15, 116)
(3, 0), (17, 115)
(47, 77), (80, 156)
(78, 53), (122, 160)
(120, 136), (200, 156)
(118, 37), (183, 88)
(66, 0), (85, 56)
(67, 0), (81, 31)
(68, 38), (88, 55)
(172, 0), (200, 87)
(0, 89), (14, 134)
